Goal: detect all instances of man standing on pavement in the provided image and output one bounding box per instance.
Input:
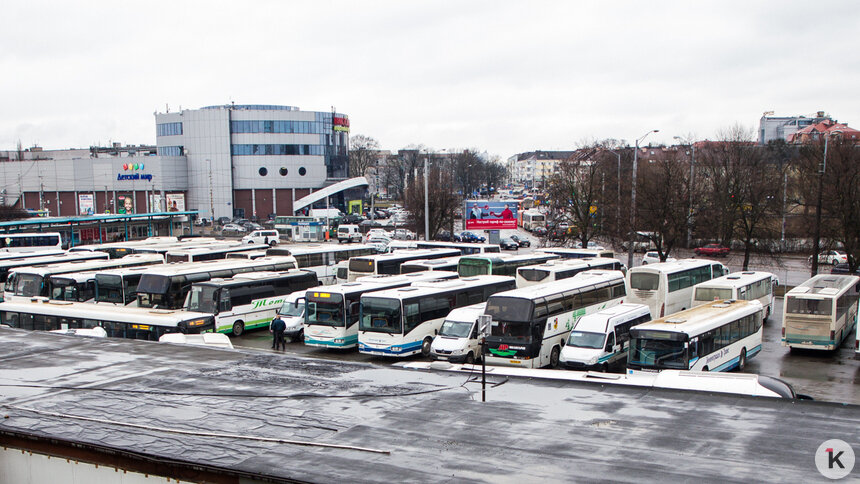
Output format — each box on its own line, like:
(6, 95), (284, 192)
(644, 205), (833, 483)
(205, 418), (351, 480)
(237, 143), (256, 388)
(270, 315), (287, 350)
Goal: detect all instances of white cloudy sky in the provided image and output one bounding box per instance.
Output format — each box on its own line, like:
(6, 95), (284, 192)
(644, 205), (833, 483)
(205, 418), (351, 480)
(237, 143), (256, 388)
(2, 1), (858, 159)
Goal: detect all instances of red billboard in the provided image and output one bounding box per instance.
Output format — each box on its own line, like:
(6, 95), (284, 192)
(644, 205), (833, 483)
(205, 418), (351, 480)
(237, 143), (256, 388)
(464, 200), (518, 230)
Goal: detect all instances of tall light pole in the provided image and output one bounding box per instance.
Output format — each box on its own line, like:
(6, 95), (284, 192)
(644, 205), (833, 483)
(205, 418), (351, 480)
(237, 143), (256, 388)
(811, 132), (835, 276)
(424, 151), (430, 241)
(673, 136), (696, 248)
(628, 129), (659, 269)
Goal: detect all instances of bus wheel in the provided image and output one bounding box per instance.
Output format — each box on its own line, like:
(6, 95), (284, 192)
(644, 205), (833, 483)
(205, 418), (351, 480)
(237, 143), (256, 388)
(549, 346), (560, 368)
(232, 321), (245, 337)
(465, 352), (475, 364)
(293, 329), (304, 342)
(702, 366), (709, 372)
(738, 348), (747, 371)
(421, 337), (433, 357)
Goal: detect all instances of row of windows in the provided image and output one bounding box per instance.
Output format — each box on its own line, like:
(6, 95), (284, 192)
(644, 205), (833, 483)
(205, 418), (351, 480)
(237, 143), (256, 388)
(219, 273), (318, 311)
(258, 167), (307, 177)
(158, 146), (184, 156)
(231, 144), (326, 156)
(288, 248), (375, 268)
(534, 282), (627, 319)
(0, 311), (208, 341)
(403, 281), (516, 333)
(0, 235), (61, 248)
(690, 313), (761, 358)
(668, 266), (719, 293)
(231, 120), (329, 135)
(157, 122), (183, 137)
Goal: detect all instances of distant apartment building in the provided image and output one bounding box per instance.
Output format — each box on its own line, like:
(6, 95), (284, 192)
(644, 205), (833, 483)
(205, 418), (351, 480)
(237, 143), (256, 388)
(509, 150), (574, 187)
(758, 111), (835, 145)
(786, 119), (860, 144)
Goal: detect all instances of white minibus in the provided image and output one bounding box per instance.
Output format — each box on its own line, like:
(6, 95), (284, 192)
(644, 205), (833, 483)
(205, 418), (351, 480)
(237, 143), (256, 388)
(782, 274), (859, 351)
(692, 271), (777, 320)
(627, 259), (729, 319)
(483, 270), (628, 368)
(429, 302), (487, 364)
(559, 303), (651, 372)
(628, 299), (764, 372)
(359, 275), (516, 357)
(0, 232), (62, 253)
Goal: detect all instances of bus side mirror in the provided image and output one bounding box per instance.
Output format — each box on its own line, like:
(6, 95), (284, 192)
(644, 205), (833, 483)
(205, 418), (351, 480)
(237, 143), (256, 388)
(477, 315), (492, 338)
(295, 296), (306, 308)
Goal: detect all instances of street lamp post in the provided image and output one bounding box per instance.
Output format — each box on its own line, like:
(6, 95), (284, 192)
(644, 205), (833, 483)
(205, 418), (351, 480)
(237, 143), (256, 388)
(424, 151), (430, 241)
(627, 129), (659, 269)
(673, 136), (696, 248)
(811, 133), (832, 276)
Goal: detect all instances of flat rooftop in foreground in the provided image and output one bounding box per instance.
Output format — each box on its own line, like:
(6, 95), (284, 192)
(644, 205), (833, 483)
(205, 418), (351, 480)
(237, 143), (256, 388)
(0, 328), (857, 483)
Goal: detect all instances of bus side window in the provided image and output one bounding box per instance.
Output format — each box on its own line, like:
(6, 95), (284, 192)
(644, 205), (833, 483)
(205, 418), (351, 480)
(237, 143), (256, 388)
(220, 289), (232, 312)
(605, 333), (615, 352)
(689, 337), (699, 359)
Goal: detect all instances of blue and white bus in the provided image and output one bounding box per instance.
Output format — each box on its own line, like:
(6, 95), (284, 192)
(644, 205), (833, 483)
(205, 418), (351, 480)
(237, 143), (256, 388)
(303, 271), (459, 349)
(628, 298), (764, 372)
(359, 275), (516, 357)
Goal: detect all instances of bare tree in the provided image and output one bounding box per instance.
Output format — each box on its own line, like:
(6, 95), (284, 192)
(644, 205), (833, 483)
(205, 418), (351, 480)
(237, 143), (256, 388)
(732, 148), (785, 270)
(403, 166), (460, 239)
(545, 148), (605, 247)
(348, 135), (380, 178)
(635, 150), (692, 260)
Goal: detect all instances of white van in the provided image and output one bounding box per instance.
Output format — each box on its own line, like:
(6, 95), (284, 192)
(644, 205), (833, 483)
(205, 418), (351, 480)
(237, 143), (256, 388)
(275, 290), (309, 341)
(559, 303), (651, 372)
(429, 303), (487, 364)
(242, 229), (280, 246)
(337, 224), (362, 243)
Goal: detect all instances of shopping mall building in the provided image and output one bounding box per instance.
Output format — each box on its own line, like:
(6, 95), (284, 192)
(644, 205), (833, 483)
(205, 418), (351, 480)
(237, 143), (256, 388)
(0, 104), (363, 220)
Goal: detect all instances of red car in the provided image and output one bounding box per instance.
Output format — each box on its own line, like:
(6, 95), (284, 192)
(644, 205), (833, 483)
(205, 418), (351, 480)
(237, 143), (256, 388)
(694, 244), (730, 257)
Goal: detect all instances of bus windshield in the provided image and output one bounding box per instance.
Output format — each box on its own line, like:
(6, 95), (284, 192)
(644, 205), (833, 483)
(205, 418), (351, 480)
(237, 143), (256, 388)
(349, 259), (375, 274)
(630, 273), (659, 291)
(279, 301), (304, 318)
(485, 297), (533, 322)
(785, 297), (832, 316)
(50, 278), (76, 300)
(489, 320), (534, 342)
(95, 274), (125, 304)
(629, 337), (687, 369)
(187, 285), (219, 314)
(439, 319), (473, 338)
(695, 287), (732, 302)
(15, 274), (44, 297)
(307, 293), (345, 327)
(518, 269), (549, 282)
(360, 297), (402, 333)
(458, 259), (490, 277)
(567, 331), (605, 349)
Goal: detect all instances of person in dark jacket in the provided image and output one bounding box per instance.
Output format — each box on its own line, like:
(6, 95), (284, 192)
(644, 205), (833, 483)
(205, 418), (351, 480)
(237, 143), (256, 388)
(270, 315), (287, 350)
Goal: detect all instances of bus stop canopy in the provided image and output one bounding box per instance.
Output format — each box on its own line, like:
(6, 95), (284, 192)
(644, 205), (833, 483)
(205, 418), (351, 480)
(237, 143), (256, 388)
(292, 177), (368, 214)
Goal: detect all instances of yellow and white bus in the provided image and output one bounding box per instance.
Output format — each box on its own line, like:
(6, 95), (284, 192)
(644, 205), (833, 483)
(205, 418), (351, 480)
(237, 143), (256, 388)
(782, 274), (859, 351)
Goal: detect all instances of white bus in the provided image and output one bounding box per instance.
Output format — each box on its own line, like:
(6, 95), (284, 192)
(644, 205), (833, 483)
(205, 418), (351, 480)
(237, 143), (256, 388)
(303, 271), (459, 349)
(536, 247), (616, 259)
(628, 299), (764, 372)
(68, 236), (215, 259)
(0, 251), (109, 285)
(0, 232), (63, 253)
(358, 275), (516, 357)
(399, 256), (462, 274)
(135, 256), (298, 310)
(457, 253), (559, 277)
(185, 270), (319, 335)
(483, 270), (628, 368)
(627, 259), (729, 319)
(692, 271), (777, 320)
(521, 209), (546, 231)
(348, 249), (461, 281)
(413, 241), (501, 255)
(165, 243), (270, 263)
(91, 266), (162, 306)
(267, 244), (377, 285)
(0, 299), (215, 340)
(516, 257), (626, 288)
(782, 274), (859, 351)
(4, 254), (164, 302)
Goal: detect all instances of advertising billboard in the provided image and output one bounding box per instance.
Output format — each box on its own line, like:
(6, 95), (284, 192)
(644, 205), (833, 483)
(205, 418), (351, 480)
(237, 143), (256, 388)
(166, 193), (186, 212)
(464, 200), (518, 230)
(78, 194), (94, 215)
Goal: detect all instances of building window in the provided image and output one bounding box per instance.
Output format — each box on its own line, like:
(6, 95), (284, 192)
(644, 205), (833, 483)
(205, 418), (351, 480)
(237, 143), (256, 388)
(156, 122), (183, 137)
(299, 167), (307, 176)
(157, 146), (184, 156)
(259, 167), (268, 176)
(229, 120), (326, 135)
(231, 144), (325, 156)
(279, 167), (288, 176)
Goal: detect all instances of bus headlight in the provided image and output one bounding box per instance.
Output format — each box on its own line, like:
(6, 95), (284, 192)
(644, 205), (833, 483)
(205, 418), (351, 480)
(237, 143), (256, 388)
(334, 338), (344, 344)
(392, 346), (401, 352)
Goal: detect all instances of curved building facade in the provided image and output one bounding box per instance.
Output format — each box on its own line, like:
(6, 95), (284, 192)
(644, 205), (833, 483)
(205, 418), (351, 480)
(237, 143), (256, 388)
(155, 104), (349, 219)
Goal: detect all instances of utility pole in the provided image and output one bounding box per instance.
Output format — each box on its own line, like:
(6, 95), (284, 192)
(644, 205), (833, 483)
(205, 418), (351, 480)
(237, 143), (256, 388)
(424, 153), (430, 241)
(811, 134), (830, 277)
(208, 159), (215, 222)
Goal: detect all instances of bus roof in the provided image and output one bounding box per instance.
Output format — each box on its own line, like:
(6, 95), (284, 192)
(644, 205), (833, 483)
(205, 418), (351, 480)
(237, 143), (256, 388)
(460, 253), (558, 263)
(193, 270), (316, 288)
(0, 252), (109, 269)
(353, 248), (461, 261)
(0, 298), (212, 325)
(280, 243), (376, 255)
(632, 299), (763, 336)
(400, 256), (463, 267)
(786, 274), (860, 297)
(518, 257), (622, 272)
(628, 258), (720, 274)
(0, 250), (65, 261)
(165, 243), (269, 256)
(141, 256), (297, 276)
(362, 275), (515, 300)
(314, 271), (459, 296)
(492, 270), (625, 300)
(8, 254), (163, 276)
(694, 271), (775, 289)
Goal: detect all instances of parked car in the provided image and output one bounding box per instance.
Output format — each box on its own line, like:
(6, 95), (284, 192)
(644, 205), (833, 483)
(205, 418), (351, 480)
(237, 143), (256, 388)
(366, 236), (392, 253)
(337, 224), (363, 243)
(642, 251), (677, 265)
(509, 234), (530, 248)
(241, 229), (280, 246)
(340, 214), (365, 225)
(216, 216), (232, 226)
(694, 244), (730, 257)
(809, 250), (848, 265)
(221, 223), (246, 235)
(830, 263), (860, 275)
(391, 228), (416, 240)
(532, 226), (548, 237)
(435, 230), (453, 242)
(365, 229), (391, 242)
(458, 231), (486, 243)
(499, 237), (519, 250)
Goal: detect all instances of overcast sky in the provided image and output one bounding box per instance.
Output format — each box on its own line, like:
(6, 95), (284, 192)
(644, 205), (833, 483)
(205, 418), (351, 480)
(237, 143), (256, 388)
(3, 1), (859, 160)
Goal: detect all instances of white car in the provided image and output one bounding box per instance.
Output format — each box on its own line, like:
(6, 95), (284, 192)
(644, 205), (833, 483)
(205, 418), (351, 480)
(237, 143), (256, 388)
(641, 251), (676, 265)
(808, 250), (848, 265)
(241, 229), (280, 246)
(365, 229), (391, 242)
(391, 228), (416, 240)
(221, 223), (246, 234)
(366, 236), (391, 253)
